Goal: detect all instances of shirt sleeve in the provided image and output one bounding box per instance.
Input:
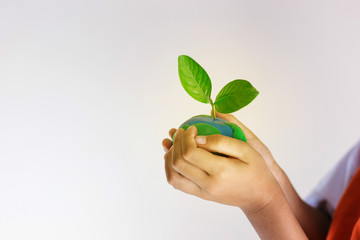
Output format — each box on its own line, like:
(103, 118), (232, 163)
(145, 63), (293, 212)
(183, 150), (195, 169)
(305, 140), (360, 217)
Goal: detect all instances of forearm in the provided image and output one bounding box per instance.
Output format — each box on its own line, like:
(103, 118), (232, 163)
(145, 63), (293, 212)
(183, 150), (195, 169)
(245, 188), (308, 240)
(271, 165), (331, 240)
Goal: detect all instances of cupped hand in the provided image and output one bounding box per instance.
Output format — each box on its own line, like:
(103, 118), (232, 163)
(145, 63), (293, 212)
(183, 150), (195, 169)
(162, 125), (282, 214)
(163, 111), (281, 178)
(211, 111), (278, 171)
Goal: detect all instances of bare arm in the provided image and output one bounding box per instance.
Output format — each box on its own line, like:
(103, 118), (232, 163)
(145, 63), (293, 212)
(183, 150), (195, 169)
(271, 166), (331, 240)
(162, 126), (308, 239)
(214, 111), (331, 239)
(245, 188), (307, 240)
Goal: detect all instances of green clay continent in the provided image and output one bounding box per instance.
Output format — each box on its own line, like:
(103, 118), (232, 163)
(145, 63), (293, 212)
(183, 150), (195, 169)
(173, 115), (246, 142)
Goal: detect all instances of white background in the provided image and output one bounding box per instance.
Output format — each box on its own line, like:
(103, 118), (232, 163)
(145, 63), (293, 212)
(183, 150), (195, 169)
(1, 0), (360, 239)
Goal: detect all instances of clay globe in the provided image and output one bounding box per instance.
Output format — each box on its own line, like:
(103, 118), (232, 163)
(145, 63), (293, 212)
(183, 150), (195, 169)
(173, 115), (247, 142)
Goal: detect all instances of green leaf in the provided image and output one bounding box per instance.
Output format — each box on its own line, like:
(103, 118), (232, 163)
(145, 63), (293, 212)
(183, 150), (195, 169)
(214, 79), (259, 113)
(178, 55), (212, 103)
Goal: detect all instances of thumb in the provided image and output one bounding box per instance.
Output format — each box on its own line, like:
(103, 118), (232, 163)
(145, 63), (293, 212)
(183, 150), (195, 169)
(211, 109), (256, 139)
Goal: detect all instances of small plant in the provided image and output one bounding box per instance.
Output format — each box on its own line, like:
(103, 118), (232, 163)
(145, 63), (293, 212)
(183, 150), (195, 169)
(178, 55), (259, 120)
(175, 55), (259, 142)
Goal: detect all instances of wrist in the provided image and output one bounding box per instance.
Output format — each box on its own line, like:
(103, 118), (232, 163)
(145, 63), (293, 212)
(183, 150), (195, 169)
(268, 161), (289, 189)
(267, 161), (307, 225)
(240, 169), (284, 216)
(244, 187), (308, 239)
(242, 180), (283, 216)
(244, 186), (284, 217)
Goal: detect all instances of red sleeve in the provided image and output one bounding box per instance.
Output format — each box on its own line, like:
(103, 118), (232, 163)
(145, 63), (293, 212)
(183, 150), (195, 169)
(326, 167), (360, 240)
(351, 218), (360, 240)
(305, 140), (360, 217)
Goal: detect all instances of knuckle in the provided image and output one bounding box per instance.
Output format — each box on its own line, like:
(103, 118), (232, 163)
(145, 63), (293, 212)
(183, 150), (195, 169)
(183, 147), (194, 160)
(212, 134), (228, 146)
(166, 173), (179, 190)
(205, 169), (228, 196)
(167, 174), (175, 186)
(170, 178), (179, 190)
(172, 130), (181, 142)
(172, 157), (184, 171)
(209, 135), (220, 146)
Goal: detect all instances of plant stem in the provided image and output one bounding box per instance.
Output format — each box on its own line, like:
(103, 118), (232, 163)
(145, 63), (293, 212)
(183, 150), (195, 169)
(210, 99), (216, 120)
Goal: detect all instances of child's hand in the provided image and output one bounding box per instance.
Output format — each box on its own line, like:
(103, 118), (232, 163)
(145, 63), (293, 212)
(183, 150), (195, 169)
(162, 119), (309, 239)
(162, 125), (282, 214)
(213, 111), (280, 177)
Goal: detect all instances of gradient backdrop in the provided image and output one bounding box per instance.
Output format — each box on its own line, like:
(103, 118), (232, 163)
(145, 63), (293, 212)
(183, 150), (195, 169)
(1, 0), (360, 239)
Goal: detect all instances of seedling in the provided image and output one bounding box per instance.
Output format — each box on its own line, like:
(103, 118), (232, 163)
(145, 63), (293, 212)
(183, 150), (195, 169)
(175, 55), (259, 142)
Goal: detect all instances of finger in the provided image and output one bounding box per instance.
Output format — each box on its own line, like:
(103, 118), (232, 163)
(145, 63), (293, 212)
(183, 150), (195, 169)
(162, 138), (173, 152)
(211, 109), (256, 139)
(182, 125), (198, 151)
(195, 134), (260, 163)
(172, 127), (210, 186)
(169, 128), (177, 139)
(211, 110), (270, 159)
(164, 147), (203, 197)
(181, 125), (220, 174)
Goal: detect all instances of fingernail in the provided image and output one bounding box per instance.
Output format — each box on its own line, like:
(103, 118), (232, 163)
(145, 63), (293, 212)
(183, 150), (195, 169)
(188, 125), (197, 133)
(195, 136), (206, 144)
